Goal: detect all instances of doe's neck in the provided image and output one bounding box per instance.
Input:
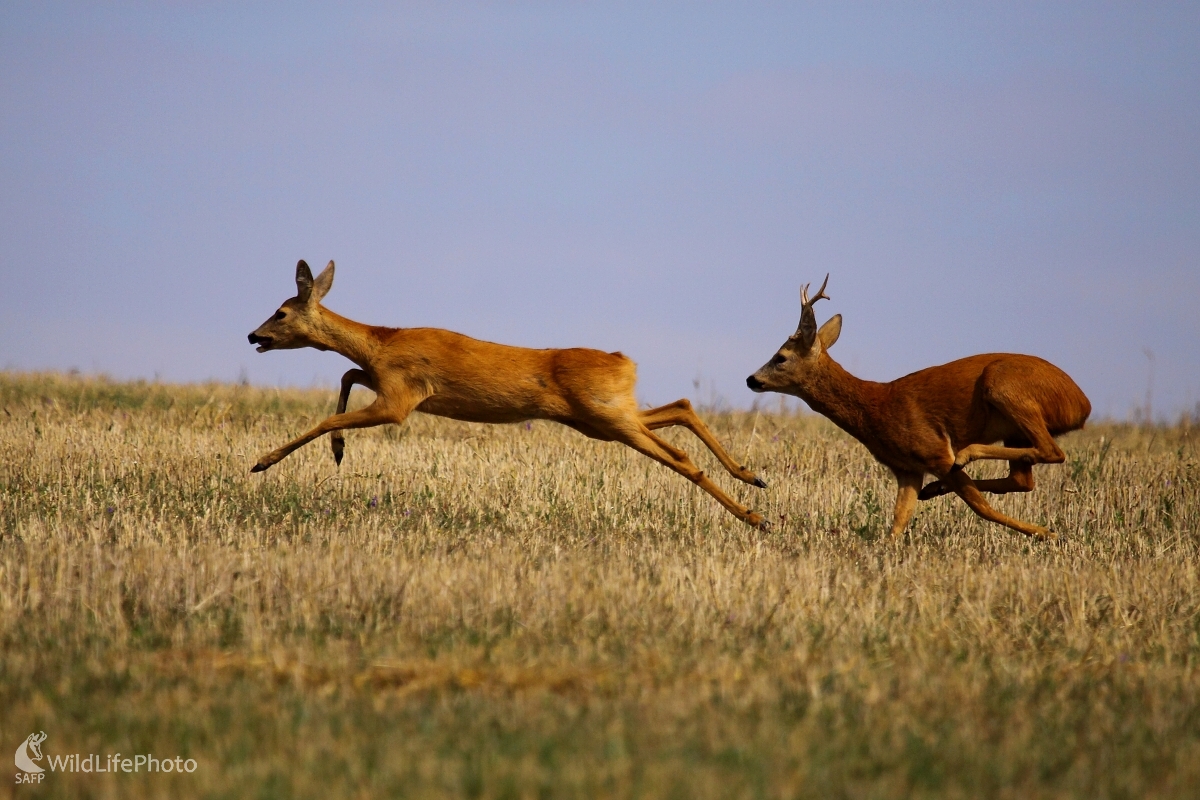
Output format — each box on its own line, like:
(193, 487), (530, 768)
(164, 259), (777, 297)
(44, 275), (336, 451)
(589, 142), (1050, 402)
(309, 307), (382, 369)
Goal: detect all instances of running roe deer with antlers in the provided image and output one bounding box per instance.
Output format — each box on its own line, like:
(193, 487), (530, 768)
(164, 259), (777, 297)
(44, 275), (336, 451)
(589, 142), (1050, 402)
(746, 275), (1090, 539)
(248, 260), (769, 528)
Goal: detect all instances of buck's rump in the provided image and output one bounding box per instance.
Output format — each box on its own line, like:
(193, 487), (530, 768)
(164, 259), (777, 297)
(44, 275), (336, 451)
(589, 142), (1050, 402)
(973, 354), (1090, 433)
(888, 353), (1091, 440)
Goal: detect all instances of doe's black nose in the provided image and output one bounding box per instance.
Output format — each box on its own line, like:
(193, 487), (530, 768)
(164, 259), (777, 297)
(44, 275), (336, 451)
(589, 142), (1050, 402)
(746, 375), (764, 391)
(248, 333), (260, 344)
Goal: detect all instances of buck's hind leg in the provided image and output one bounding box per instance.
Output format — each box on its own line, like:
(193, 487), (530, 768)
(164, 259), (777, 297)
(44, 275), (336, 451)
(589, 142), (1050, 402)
(601, 417), (768, 530)
(971, 446), (1036, 494)
(638, 399), (767, 487)
(922, 439), (1036, 500)
(987, 462), (1035, 492)
(330, 369), (373, 466)
(942, 467), (1054, 539)
(953, 394), (1067, 469)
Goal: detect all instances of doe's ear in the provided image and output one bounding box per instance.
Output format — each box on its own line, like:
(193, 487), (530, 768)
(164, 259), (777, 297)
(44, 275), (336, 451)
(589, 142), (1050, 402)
(817, 314), (842, 350)
(295, 260), (314, 303)
(312, 260), (335, 302)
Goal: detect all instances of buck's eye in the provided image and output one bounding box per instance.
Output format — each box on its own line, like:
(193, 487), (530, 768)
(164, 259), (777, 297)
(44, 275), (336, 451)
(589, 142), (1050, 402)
(771, 354), (787, 366)
(273, 311), (286, 321)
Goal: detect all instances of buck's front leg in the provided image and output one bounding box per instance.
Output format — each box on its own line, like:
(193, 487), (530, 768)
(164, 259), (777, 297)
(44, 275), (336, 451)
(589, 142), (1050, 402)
(889, 471), (923, 537)
(330, 369), (373, 466)
(252, 404), (393, 473)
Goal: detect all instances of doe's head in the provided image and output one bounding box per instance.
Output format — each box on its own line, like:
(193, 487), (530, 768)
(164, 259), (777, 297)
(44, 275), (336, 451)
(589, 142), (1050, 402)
(247, 260), (335, 352)
(746, 274), (842, 394)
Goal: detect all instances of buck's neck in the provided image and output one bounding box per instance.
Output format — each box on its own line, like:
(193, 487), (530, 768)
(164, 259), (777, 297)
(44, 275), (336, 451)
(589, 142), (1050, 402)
(794, 355), (887, 440)
(309, 307), (382, 369)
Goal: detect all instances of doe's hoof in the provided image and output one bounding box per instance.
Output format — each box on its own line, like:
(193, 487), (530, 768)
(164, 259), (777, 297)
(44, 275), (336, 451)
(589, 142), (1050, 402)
(250, 463), (268, 473)
(752, 476), (768, 489)
(748, 512), (770, 531)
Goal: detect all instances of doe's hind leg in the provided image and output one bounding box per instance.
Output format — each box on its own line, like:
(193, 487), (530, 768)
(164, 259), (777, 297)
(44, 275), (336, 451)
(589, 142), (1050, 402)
(637, 399), (766, 487)
(599, 416), (767, 530)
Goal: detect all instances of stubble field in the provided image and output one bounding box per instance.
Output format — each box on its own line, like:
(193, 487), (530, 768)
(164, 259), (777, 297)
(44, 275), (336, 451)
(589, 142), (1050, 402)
(1, 371), (1199, 799)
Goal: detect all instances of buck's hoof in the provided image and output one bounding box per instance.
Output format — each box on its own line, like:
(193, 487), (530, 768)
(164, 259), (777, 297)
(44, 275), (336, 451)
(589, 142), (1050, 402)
(250, 463), (268, 473)
(919, 481), (948, 500)
(753, 477), (768, 489)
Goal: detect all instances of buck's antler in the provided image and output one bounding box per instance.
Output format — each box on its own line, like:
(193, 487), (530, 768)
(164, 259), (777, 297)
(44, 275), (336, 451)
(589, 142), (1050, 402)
(795, 273), (831, 348)
(800, 273), (830, 309)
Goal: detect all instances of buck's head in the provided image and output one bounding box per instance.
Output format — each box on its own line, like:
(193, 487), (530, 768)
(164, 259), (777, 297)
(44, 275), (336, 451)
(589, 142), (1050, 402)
(248, 260), (335, 352)
(746, 274), (842, 394)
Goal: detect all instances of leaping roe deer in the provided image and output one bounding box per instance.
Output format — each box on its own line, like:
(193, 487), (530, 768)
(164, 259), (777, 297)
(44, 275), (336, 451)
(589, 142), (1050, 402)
(747, 276), (1091, 539)
(248, 260), (769, 529)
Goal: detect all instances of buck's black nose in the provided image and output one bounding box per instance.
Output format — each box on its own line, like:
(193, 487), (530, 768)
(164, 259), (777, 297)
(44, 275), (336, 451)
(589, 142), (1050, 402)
(248, 333), (261, 344)
(746, 375), (764, 391)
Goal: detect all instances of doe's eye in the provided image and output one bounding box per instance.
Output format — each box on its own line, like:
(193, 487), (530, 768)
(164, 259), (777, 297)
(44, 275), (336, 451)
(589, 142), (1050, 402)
(771, 354), (787, 366)
(273, 311), (286, 321)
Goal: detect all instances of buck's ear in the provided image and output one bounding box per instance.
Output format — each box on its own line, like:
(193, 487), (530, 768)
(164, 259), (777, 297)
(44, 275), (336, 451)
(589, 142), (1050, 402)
(312, 260), (335, 302)
(296, 260), (314, 303)
(818, 314), (842, 350)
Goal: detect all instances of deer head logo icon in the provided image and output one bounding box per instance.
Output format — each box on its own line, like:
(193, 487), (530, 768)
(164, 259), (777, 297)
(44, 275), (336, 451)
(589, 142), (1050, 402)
(15, 732), (47, 774)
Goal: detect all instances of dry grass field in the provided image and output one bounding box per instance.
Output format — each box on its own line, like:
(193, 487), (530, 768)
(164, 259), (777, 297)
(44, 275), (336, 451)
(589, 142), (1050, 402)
(2, 371), (1199, 799)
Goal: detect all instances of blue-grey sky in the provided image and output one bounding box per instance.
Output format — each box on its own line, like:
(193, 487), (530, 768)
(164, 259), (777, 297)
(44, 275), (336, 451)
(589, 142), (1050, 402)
(2, 2), (1197, 419)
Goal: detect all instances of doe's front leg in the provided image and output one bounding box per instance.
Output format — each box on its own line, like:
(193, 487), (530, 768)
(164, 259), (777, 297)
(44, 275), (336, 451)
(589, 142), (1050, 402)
(252, 404), (393, 473)
(330, 369), (372, 466)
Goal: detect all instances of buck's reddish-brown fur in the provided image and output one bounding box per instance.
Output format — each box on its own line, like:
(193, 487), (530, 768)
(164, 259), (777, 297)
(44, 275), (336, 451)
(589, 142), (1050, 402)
(747, 276), (1090, 539)
(249, 260), (768, 528)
